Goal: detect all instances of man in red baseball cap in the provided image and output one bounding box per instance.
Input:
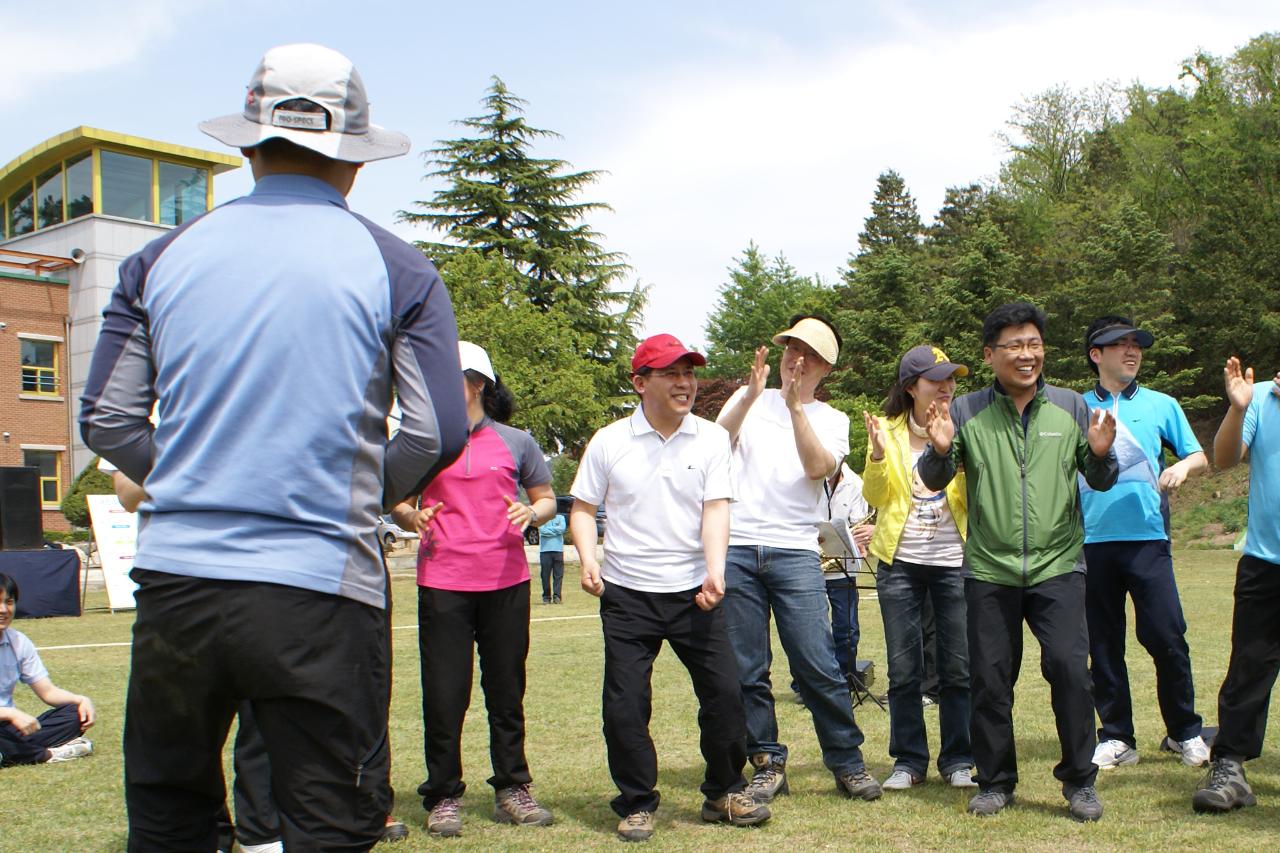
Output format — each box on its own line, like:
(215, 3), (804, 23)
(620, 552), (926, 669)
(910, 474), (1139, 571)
(569, 334), (769, 841)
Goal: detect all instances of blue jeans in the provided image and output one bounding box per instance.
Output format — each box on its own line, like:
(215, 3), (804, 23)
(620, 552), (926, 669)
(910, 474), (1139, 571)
(877, 559), (973, 777)
(724, 545), (867, 775)
(827, 577), (860, 681)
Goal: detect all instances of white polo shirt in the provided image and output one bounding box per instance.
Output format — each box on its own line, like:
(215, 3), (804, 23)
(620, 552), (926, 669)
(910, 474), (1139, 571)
(571, 406), (733, 593)
(721, 387), (850, 552)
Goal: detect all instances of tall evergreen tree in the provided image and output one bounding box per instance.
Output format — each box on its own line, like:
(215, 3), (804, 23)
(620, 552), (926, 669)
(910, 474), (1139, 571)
(856, 170), (924, 256)
(397, 77), (645, 446)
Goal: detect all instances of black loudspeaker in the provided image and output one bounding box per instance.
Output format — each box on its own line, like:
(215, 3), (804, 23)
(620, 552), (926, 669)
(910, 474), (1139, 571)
(0, 466), (44, 550)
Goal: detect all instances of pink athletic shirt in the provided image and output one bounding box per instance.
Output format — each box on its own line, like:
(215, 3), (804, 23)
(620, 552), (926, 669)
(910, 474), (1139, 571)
(415, 418), (551, 592)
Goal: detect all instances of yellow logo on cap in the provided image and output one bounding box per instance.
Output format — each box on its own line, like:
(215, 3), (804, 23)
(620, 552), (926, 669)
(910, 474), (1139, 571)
(932, 347), (949, 365)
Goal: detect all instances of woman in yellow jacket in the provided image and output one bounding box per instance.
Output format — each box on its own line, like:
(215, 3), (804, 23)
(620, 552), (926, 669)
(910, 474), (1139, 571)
(862, 345), (974, 792)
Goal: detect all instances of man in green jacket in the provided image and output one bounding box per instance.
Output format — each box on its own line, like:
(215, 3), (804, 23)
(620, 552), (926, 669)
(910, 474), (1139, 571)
(919, 301), (1118, 821)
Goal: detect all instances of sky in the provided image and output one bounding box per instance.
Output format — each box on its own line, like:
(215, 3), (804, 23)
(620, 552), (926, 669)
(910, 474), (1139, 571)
(3, 1), (1276, 349)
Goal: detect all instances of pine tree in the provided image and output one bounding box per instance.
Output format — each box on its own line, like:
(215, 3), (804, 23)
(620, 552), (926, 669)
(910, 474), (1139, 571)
(856, 170), (924, 256)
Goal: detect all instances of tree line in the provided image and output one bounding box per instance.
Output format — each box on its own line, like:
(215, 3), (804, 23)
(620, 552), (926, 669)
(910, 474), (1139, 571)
(407, 33), (1280, 472)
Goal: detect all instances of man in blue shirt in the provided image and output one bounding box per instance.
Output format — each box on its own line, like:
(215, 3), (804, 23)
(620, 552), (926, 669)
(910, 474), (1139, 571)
(1079, 317), (1209, 771)
(1192, 358), (1280, 813)
(80, 44), (467, 850)
(538, 512), (568, 604)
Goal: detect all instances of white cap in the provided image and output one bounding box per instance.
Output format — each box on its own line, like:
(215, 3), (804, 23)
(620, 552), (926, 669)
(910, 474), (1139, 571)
(458, 341), (495, 383)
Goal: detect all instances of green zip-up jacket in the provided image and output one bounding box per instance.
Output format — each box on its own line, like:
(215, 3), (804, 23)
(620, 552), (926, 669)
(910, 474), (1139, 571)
(918, 380), (1118, 588)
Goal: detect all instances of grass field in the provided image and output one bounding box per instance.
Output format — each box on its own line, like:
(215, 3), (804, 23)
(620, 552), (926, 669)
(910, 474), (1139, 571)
(2, 548), (1277, 851)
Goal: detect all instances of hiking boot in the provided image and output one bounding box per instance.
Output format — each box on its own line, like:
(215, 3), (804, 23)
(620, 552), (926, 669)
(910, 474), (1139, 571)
(45, 737), (93, 763)
(834, 768), (882, 800)
(493, 784), (553, 826)
(1064, 784), (1103, 822)
(426, 797), (462, 837)
(1092, 738), (1138, 770)
(1176, 735), (1211, 768)
(1192, 756), (1256, 813)
(745, 753), (788, 802)
(700, 791), (771, 826)
(967, 789), (1013, 816)
(617, 810), (655, 842)
(882, 768), (924, 790)
(381, 815), (409, 843)
(946, 767), (978, 788)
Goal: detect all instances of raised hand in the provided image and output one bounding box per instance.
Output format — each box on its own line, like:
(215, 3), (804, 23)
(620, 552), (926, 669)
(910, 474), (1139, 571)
(1224, 356), (1255, 411)
(503, 494), (535, 532)
(1088, 406), (1117, 458)
(863, 410), (887, 461)
(924, 400), (954, 454)
(781, 355), (804, 411)
(746, 346), (770, 400)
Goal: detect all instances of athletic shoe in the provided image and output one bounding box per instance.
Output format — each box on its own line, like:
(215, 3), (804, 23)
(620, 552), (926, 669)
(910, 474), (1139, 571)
(426, 797), (462, 837)
(947, 768), (979, 788)
(745, 753), (788, 802)
(700, 791), (771, 826)
(1064, 784), (1103, 822)
(882, 768), (924, 790)
(541, 597), (551, 604)
(967, 789), (1013, 816)
(240, 843), (283, 853)
(1176, 735), (1211, 768)
(1092, 739), (1138, 769)
(835, 768), (882, 800)
(921, 695), (938, 708)
(46, 737), (93, 763)
(493, 783), (553, 826)
(381, 815), (409, 843)
(617, 811), (655, 842)
(1192, 756), (1257, 813)
(552, 595), (561, 604)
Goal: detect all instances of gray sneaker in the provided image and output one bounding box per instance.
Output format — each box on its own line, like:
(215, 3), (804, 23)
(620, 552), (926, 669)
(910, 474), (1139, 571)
(1192, 756), (1257, 813)
(835, 768), (882, 801)
(493, 784), (553, 826)
(45, 737), (93, 763)
(700, 791), (771, 826)
(967, 789), (1013, 816)
(745, 753), (788, 802)
(1064, 784), (1103, 822)
(426, 797), (462, 837)
(882, 768), (924, 790)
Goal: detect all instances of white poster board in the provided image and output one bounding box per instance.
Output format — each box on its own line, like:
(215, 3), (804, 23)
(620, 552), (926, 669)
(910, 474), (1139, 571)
(87, 494), (140, 610)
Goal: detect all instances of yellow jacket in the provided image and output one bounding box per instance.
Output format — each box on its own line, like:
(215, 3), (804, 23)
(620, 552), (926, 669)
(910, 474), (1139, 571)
(862, 414), (968, 565)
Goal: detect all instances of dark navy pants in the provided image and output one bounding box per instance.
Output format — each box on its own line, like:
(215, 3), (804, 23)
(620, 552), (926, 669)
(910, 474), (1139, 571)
(1213, 554), (1280, 761)
(0, 702), (82, 765)
(1084, 539), (1201, 746)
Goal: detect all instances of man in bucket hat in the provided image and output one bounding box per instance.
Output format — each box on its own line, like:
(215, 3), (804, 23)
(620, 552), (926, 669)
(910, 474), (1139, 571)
(81, 44), (468, 851)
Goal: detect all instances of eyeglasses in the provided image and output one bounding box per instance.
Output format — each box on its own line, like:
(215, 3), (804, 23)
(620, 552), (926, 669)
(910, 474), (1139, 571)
(991, 338), (1044, 354)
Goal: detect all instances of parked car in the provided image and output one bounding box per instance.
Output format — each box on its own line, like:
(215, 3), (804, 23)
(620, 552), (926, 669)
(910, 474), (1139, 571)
(522, 497), (606, 546)
(376, 514), (418, 550)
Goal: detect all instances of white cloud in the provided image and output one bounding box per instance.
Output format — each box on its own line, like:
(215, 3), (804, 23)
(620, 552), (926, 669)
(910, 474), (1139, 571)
(591, 4), (1275, 348)
(2, 0), (209, 105)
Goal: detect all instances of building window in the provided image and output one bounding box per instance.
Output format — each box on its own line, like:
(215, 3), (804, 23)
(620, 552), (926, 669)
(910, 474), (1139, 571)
(22, 450), (61, 505)
(7, 181), (33, 237)
(100, 150), (153, 221)
(65, 151), (93, 219)
(20, 338), (59, 395)
(158, 162), (208, 226)
(36, 164), (64, 229)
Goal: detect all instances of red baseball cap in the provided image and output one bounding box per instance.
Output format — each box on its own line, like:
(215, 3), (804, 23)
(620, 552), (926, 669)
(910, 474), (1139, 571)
(631, 334), (707, 372)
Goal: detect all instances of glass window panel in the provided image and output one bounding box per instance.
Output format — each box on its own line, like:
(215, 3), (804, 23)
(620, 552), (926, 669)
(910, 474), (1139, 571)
(7, 182), (34, 236)
(20, 339), (58, 394)
(22, 450), (60, 504)
(158, 162), (208, 226)
(65, 151), (93, 219)
(36, 165), (64, 228)
(100, 150), (153, 221)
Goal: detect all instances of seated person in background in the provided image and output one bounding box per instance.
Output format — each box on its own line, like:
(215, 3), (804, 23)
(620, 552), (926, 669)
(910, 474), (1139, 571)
(0, 573), (96, 766)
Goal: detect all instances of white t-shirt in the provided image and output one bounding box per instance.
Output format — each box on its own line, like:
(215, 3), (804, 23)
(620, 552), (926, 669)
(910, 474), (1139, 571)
(720, 387), (850, 552)
(892, 449), (965, 567)
(572, 407), (734, 593)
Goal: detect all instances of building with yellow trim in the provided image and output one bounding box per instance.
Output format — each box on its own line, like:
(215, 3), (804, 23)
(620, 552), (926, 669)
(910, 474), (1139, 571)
(0, 128), (240, 517)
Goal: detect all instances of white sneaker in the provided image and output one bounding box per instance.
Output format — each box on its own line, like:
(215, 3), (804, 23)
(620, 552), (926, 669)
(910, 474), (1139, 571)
(947, 768), (978, 788)
(46, 737), (93, 763)
(1092, 739), (1138, 769)
(1176, 735), (1210, 768)
(882, 768), (924, 790)
(240, 843), (284, 853)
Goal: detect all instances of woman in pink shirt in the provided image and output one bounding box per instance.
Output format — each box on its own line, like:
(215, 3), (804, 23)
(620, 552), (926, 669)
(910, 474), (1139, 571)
(391, 342), (556, 838)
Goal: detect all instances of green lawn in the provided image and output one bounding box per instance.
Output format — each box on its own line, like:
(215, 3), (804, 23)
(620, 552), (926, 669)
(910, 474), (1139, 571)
(2, 549), (1277, 851)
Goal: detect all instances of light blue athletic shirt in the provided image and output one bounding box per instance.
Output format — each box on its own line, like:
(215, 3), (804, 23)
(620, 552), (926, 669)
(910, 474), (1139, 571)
(1080, 382), (1201, 543)
(1243, 381), (1280, 564)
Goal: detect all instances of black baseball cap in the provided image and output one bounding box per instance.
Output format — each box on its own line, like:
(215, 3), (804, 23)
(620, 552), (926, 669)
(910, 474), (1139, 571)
(1088, 323), (1154, 349)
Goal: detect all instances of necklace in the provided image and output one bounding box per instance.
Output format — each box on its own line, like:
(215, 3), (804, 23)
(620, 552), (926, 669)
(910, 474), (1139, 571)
(908, 412), (928, 438)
